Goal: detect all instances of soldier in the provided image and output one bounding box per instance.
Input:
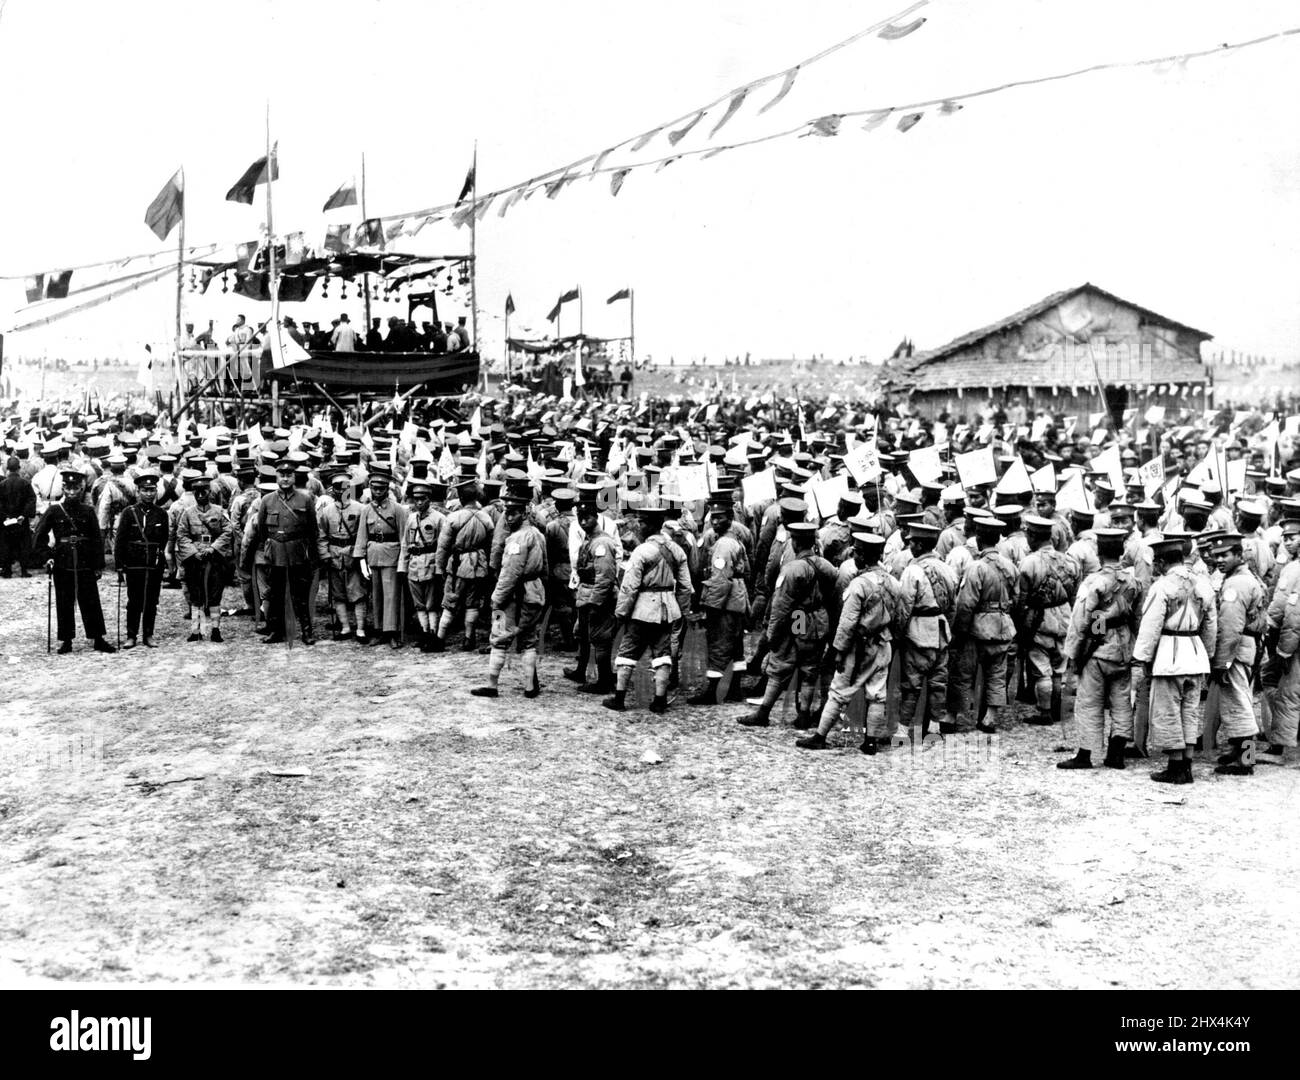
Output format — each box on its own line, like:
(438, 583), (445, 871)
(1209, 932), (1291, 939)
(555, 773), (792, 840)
(564, 495), (619, 693)
(0, 455), (36, 577)
(795, 533), (899, 752)
(895, 521), (959, 738)
(951, 514), (1018, 734)
(934, 487), (967, 559)
(689, 497), (752, 705)
(175, 474), (235, 643)
(544, 488), (577, 649)
(605, 505), (693, 714)
(1018, 514), (1080, 725)
(353, 466), (408, 648)
(241, 480), (275, 632)
(1065, 507), (1099, 580)
(1132, 536), (1217, 784)
(95, 451), (135, 568)
(433, 479), (495, 652)
(471, 494), (548, 698)
(31, 467), (116, 654)
(397, 479), (446, 651)
(255, 459), (319, 645)
(1235, 501), (1274, 585)
(1033, 486), (1072, 551)
(113, 469), (169, 648)
(316, 470), (367, 640)
(1208, 533), (1266, 776)
(817, 493), (860, 567)
(740, 521), (837, 729)
(1262, 518), (1300, 759)
(1057, 528), (1141, 769)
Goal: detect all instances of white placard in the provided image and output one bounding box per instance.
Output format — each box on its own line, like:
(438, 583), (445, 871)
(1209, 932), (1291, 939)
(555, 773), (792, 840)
(955, 447), (997, 490)
(742, 469), (777, 511)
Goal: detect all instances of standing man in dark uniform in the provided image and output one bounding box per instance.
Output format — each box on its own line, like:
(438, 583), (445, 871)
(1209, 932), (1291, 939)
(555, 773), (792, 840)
(32, 468), (116, 654)
(114, 469), (169, 648)
(255, 459), (319, 644)
(0, 455), (36, 577)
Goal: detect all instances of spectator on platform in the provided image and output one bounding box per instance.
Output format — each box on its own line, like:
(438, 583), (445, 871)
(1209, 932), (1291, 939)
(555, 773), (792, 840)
(331, 313), (360, 352)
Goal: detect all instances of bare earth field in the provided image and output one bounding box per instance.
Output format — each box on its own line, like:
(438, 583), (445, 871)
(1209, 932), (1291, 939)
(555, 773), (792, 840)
(0, 574), (1297, 990)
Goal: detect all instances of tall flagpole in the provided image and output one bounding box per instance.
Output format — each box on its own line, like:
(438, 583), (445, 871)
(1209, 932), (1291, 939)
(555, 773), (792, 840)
(174, 166), (186, 410)
(504, 303), (510, 383)
(470, 141), (479, 365)
(629, 287), (636, 369)
(266, 103), (281, 426)
(578, 285), (584, 337)
(361, 152), (371, 335)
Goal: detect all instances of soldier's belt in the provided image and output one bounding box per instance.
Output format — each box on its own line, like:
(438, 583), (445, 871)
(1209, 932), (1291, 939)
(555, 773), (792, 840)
(328, 538), (352, 547)
(577, 569), (596, 584)
(407, 545), (437, 555)
(911, 606), (942, 617)
(1102, 615), (1129, 630)
(368, 532), (396, 541)
(643, 585), (674, 592)
(1161, 629), (1200, 637)
(273, 531), (303, 541)
(975, 603), (1010, 613)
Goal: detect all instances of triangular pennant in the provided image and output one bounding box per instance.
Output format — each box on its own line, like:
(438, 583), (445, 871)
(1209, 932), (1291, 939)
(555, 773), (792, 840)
(758, 66), (799, 115)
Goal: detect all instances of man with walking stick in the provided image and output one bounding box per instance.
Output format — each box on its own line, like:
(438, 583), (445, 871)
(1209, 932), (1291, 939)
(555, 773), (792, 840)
(114, 469), (169, 649)
(32, 468), (116, 655)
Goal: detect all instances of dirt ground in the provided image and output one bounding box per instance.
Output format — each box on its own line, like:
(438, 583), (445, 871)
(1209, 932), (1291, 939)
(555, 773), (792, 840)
(0, 573), (1297, 990)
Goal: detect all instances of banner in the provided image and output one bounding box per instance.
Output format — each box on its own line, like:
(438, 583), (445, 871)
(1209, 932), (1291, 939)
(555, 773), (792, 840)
(907, 444), (945, 486)
(1137, 455), (1165, 498)
(954, 446), (996, 490)
(742, 469), (777, 511)
(844, 439), (881, 484)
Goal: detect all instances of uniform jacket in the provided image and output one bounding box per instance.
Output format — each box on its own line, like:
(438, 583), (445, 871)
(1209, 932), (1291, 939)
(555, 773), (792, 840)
(176, 502), (235, 564)
(257, 489), (319, 568)
(935, 520), (965, 559)
(398, 506), (446, 581)
(436, 504), (494, 579)
(0, 473), (36, 524)
(817, 518), (853, 567)
(1212, 565), (1265, 670)
(492, 524), (547, 609)
(954, 548), (1018, 643)
(353, 496), (407, 568)
(832, 565), (901, 652)
(32, 499), (104, 572)
(1066, 532), (1099, 581)
(1132, 564), (1216, 675)
(615, 533), (692, 624)
(897, 552), (958, 648)
(1062, 563), (1140, 665)
(767, 553), (838, 646)
(1267, 560), (1300, 657)
(997, 530), (1030, 569)
(574, 528), (618, 609)
(698, 530), (750, 613)
(1017, 546), (1079, 641)
(114, 501), (169, 571)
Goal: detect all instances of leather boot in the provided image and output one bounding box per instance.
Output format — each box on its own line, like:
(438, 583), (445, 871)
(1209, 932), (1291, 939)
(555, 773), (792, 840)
(687, 677), (720, 706)
(738, 704), (771, 727)
(1103, 736), (1127, 769)
(724, 673), (747, 703)
(1056, 749), (1092, 769)
(796, 731), (827, 750)
(602, 688), (627, 712)
(1151, 757), (1193, 784)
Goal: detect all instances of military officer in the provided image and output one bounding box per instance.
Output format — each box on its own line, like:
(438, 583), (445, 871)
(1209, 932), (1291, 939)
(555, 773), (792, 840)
(689, 497), (752, 705)
(472, 494), (548, 698)
(895, 521), (959, 738)
(114, 469), (169, 648)
(1132, 536), (1217, 784)
(605, 504), (693, 714)
(433, 479), (495, 652)
(397, 479), (446, 651)
(951, 514), (1018, 734)
(353, 466), (408, 647)
(317, 470), (368, 641)
(1018, 514), (1080, 725)
(32, 467), (116, 654)
(1057, 528), (1141, 769)
(564, 495), (619, 693)
(1209, 533), (1266, 775)
(740, 520), (837, 729)
(1262, 519), (1300, 759)
(255, 459), (319, 645)
(795, 533), (899, 752)
(544, 488), (577, 649)
(175, 474), (236, 642)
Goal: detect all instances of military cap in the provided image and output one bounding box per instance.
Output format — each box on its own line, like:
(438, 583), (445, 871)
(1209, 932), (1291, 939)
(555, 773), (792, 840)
(407, 480), (433, 497)
(329, 470), (352, 486)
(552, 487), (577, 508)
(135, 468), (161, 485)
(1280, 517), (1300, 535)
(906, 522), (941, 539)
(1093, 527), (1128, 543)
(1236, 500), (1265, 520)
(368, 465), (393, 482)
(1135, 500), (1162, 515)
(1206, 532), (1244, 554)
(786, 521), (818, 541)
(1149, 537), (1187, 561)
(1180, 495), (1211, 512)
(58, 466), (86, 483)
(1023, 514), (1055, 533)
(851, 532), (886, 552)
(777, 496), (806, 518)
(707, 496), (736, 515)
(972, 514), (1006, 535)
(992, 504), (1025, 518)
(1264, 477), (1288, 495)
(256, 481), (277, 494)
(274, 458), (297, 475)
(576, 482), (603, 505)
(894, 493), (921, 512)
(941, 484), (966, 504)
(637, 504), (670, 530)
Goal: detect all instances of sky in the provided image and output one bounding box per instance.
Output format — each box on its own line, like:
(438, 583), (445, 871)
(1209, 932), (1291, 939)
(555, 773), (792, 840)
(0, 0), (1297, 366)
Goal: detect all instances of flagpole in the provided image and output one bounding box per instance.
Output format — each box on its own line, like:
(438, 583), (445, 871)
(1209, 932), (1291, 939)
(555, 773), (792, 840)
(504, 303), (510, 383)
(266, 103), (281, 427)
(470, 141), (479, 364)
(578, 285), (584, 337)
(361, 151), (371, 335)
(629, 288), (636, 369)
(174, 166), (186, 412)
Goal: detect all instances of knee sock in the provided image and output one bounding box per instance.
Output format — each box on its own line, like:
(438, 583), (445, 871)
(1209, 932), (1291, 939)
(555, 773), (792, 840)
(487, 648), (507, 687)
(437, 611), (452, 638)
(522, 648), (539, 688)
(816, 697), (843, 737)
(335, 602), (351, 632)
(653, 664), (671, 698)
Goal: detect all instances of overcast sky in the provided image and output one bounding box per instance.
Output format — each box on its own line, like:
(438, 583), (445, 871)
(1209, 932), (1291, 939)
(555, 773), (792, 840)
(0, 0), (1297, 365)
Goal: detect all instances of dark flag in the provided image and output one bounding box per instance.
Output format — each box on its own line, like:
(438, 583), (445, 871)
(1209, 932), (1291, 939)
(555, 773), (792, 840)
(225, 146), (279, 204)
(144, 170), (184, 241)
(24, 275), (44, 304)
(45, 271), (73, 299)
(606, 288), (630, 305)
(321, 178), (357, 212)
(558, 286), (580, 304)
(504, 293), (515, 317)
(455, 162), (475, 206)
(546, 298), (562, 323)
(354, 218), (385, 249)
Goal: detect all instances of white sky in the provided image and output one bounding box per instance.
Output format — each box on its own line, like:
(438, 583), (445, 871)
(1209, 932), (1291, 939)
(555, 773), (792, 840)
(0, 0), (1297, 365)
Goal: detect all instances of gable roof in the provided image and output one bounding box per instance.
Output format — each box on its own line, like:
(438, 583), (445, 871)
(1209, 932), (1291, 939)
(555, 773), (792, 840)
(899, 282), (1212, 374)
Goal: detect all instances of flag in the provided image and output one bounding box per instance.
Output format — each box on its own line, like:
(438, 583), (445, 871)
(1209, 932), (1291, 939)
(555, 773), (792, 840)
(354, 218), (385, 250)
(759, 67), (799, 115)
(559, 286), (579, 305)
(606, 288), (630, 305)
(321, 178), (357, 212)
(1138, 455), (1165, 498)
(144, 170), (184, 241)
(44, 271), (73, 299)
(137, 344), (155, 392)
(324, 224), (352, 254)
(24, 275), (44, 304)
(709, 88), (748, 137)
(225, 146), (279, 204)
(897, 112), (924, 133)
(879, 17), (927, 40)
(284, 231), (306, 265)
(504, 293), (515, 316)
(610, 169), (630, 196)
(268, 321), (311, 369)
(455, 161), (475, 206)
